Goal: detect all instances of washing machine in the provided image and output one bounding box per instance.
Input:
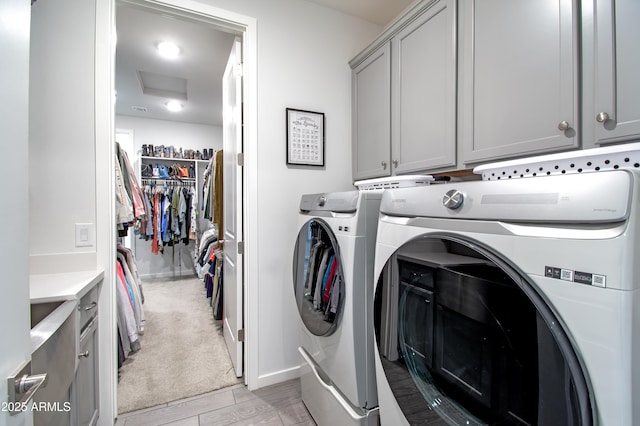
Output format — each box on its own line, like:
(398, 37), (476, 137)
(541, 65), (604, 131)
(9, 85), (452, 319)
(292, 176), (434, 425)
(372, 144), (640, 425)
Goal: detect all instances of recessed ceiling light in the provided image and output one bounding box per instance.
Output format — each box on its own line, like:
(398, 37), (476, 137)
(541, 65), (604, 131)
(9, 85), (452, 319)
(166, 100), (183, 112)
(157, 41), (180, 59)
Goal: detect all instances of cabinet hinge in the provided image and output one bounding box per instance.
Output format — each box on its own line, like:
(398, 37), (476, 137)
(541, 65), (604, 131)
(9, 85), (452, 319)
(237, 152), (244, 167)
(234, 63), (243, 77)
(237, 241), (244, 255)
(237, 328), (245, 342)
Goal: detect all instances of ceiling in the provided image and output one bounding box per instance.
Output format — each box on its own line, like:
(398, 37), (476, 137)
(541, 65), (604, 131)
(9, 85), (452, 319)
(307, 0), (413, 26)
(115, 4), (236, 127)
(115, 0), (413, 127)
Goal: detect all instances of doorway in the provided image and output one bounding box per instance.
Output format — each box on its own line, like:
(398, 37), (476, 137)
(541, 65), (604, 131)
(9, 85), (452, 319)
(113, 0), (247, 415)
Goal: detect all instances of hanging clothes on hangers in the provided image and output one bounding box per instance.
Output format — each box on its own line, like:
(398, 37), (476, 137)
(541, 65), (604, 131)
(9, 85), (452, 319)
(213, 149), (224, 233)
(115, 260), (140, 356)
(202, 154), (215, 221)
(116, 143), (148, 237)
(141, 180), (197, 255)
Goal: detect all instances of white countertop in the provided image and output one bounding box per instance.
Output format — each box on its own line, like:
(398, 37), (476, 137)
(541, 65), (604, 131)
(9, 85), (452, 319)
(30, 269), (104, 303)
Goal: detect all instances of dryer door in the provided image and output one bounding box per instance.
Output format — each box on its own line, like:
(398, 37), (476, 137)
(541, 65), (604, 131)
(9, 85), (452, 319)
(293, 218), (345, 336)
(374, 235), (593, 426)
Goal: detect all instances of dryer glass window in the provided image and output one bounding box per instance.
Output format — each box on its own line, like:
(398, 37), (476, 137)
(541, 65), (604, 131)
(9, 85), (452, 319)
(374, 237), (593, 425)
(293, 219), (344, 336)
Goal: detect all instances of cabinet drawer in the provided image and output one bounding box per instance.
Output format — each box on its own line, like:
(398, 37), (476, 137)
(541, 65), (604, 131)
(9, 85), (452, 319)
(78, 285), (99, 329)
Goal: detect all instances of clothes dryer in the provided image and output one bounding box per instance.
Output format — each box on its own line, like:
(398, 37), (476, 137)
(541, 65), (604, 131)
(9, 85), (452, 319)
(292, 177), (433, 426)
(373, 145), (640, 425)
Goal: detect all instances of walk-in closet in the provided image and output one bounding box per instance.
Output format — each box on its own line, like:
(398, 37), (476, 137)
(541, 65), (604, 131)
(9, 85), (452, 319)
(113, 2), (241, 414)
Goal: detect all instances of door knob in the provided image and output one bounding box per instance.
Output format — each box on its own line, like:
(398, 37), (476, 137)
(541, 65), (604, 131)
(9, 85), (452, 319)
(596, 112), (610, 123)
(558, 121), (570, 131)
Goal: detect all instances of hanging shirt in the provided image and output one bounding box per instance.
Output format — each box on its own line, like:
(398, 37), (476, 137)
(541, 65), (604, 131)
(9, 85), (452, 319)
(305, 241), (324, 299)
(189, 187), (198, 240)
(144, 190), (154, 237)
(172, 187), (181, 236)
(323, 256), (338, 305)
(115, 156), (134, 225)
(179, 187), (188, 239)
(213, 150), (224, 231)
(161, 192), (171, 242)
(326, 275), (341, 323)
(152, 190), (160, 254)
(313, 248), (332, 310)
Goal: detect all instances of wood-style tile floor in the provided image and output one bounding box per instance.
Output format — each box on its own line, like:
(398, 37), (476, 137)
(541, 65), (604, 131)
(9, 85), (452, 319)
(115, 379), (316, 426)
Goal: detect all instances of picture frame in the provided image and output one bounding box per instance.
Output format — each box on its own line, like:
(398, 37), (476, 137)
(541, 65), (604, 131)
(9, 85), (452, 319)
(286, 108), (325, 166)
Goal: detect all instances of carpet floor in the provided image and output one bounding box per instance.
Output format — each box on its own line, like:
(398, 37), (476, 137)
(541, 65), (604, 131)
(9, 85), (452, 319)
(117, 276), (241, 414)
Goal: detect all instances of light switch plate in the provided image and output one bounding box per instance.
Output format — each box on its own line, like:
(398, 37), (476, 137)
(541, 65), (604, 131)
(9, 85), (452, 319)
(75, 223), (95, 247)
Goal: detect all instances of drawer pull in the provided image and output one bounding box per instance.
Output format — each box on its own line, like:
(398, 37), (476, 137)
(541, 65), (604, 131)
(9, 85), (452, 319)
(81, 302), (97, 311)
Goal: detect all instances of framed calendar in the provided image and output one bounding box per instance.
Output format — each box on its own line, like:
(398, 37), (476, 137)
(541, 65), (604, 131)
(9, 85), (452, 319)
(286, 108), (325, 166)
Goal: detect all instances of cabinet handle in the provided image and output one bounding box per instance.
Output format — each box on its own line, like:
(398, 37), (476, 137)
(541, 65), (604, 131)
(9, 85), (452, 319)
(78, 351), (90, 359)
(392, 160), (398, 168)
(558, 121), (570, 131)
(81, 302), (97, 311)
(596, 112), (610, 123)
(381, 160), (387, 170)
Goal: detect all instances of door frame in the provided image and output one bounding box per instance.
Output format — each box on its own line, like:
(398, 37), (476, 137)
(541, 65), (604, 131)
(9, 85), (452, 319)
(94, 0), (258, 422)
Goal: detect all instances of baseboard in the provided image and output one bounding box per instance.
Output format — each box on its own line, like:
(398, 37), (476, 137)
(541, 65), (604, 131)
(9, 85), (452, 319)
(254, 365), (300, 390)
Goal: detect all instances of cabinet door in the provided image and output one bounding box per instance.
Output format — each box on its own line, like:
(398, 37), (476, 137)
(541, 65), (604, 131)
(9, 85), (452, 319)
(460, 0), (579, 164)
(392, 0), (456, 174)
(590, 0), (640, 145)
(74, 319), (99, 426)
(352, 42), (391, 180)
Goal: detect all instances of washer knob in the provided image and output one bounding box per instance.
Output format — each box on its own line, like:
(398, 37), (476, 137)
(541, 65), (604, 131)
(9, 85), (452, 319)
(318, 196), (326, 207)
(443, 189), (464, 210)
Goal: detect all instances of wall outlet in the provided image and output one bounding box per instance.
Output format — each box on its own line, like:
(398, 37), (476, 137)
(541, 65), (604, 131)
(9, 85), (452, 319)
(75, 223), (96, 248)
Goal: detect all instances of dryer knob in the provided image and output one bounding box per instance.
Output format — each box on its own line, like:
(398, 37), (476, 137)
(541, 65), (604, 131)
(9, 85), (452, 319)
(443, 189), (464, 210)
(318, 196), (327, 207)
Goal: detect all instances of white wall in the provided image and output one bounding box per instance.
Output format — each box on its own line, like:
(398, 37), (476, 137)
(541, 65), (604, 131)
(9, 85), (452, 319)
(29, 0), (97, 271)
(115, 115), (222, 154)
(198, 0), (381, 386)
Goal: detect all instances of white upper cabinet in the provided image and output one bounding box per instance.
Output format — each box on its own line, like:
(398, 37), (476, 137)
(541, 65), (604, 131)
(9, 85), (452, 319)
(459, 0), (580, 164)
(351, 0), (456, 181)
(392, 0), (456, 174)
(583, 0), (640, 147)
(352, 43), (391, 180)
(348, 0), (637, 179)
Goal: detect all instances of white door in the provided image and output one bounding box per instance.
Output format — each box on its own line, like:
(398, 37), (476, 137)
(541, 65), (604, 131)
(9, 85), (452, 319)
(222, 37), (244, 378)
(1, 0), (35, 424)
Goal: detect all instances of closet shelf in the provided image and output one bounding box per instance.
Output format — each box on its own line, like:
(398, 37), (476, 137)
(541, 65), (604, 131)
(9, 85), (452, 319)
(140, 156), (210, 163)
